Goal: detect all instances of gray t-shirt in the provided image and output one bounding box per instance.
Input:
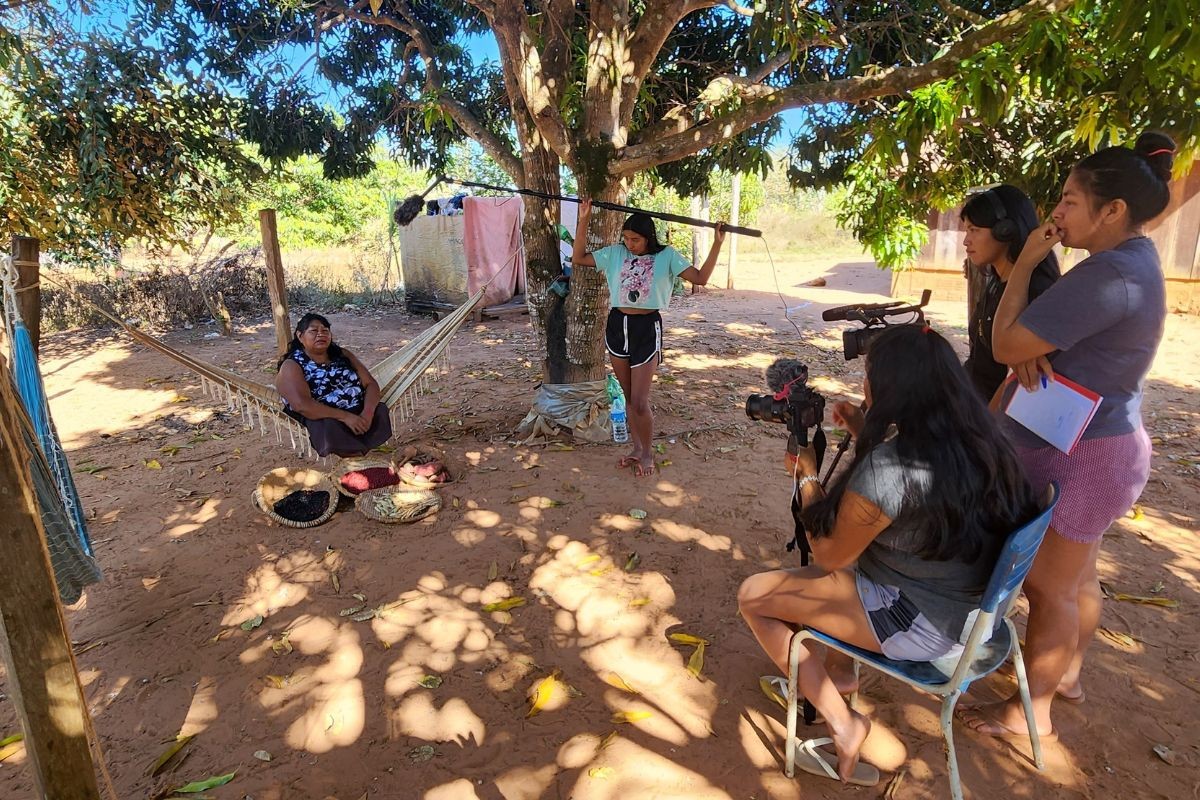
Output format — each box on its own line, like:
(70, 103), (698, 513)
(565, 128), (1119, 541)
(1007, 236), (1166, 448)
(849, 441), (997, 644)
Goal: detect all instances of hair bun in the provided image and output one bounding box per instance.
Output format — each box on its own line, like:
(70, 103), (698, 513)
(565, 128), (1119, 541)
(1135, 131), (1175, 183)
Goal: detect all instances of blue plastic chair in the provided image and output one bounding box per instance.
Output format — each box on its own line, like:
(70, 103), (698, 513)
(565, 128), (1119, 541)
(784, 484), (1059, 800)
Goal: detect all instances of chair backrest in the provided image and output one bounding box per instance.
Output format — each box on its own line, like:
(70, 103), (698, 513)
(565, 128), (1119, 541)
(980, 483), (1059, 616)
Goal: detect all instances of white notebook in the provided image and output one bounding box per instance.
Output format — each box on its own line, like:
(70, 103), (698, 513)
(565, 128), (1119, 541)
(1004, 374), (1102, 454)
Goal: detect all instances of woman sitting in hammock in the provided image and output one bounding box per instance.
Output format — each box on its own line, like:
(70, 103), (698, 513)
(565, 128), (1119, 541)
(276, 313), (392, 458)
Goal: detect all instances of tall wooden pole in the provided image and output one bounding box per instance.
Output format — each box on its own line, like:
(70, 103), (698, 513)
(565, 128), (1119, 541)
(12, 237), (41, 355)
(727, 174), (741, 290)
(258, 209), (292, 356)
(0, 365), (102, 800)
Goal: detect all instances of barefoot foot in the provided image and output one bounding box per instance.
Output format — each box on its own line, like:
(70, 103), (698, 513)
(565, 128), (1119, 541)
(828, 709), (872, 783)
(957, 700), (1056, 741)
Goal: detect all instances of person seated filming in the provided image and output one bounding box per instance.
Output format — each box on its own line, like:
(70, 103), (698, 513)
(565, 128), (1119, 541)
(276, 313), (392, 458)
(737, 324), (1037, 785)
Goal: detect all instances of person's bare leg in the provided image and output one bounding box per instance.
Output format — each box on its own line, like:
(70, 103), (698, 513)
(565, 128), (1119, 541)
(738, 567), (879, 779)
(610, 355), (639, 468)
(960, 529), (1096, 737)
(627, 355), (657, 477)
(826, 650), (860, 695)
(1057, 537), (1104, 701)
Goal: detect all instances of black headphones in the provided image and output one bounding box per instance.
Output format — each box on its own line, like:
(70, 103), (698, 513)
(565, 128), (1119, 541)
(981, 189), (1019, 242)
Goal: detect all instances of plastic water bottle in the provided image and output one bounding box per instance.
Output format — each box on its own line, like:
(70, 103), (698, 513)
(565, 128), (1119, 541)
(607, 375), (630, 444)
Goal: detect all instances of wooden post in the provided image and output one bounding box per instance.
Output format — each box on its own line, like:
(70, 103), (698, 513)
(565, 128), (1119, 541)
(727, 173), (741, 290)
(258, 209), (291, 356)
(12, 237), (41, 356)
(692, 195), (710, 294)
(0, 364), (102, 800)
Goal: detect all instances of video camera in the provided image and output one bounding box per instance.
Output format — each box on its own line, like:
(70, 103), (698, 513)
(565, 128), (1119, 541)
(745, 359), (826, 448)
(822, 289), (932, 360)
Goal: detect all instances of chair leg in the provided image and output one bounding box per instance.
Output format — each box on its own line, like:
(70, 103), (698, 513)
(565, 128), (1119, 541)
(1009, 629), (1045, 770)
(784, 632), (803, 778)
(849, 660), (861, 709)
(941, 692), (965, 800)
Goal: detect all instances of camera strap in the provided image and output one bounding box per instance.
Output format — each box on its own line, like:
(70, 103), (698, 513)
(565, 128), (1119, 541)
(786, 426), (826, 553)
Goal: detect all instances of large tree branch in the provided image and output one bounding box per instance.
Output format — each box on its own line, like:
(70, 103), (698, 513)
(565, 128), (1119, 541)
(683, 0), (757, 15)
(314, 0), (521, 179)
(937, 0), (987, 26)
(622, 1), (690, 122)
(617, 0), (1075, 174)
(487, 0), (576, 170)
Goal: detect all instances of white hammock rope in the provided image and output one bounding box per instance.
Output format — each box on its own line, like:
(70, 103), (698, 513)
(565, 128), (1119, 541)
(39, 271), (485, 458)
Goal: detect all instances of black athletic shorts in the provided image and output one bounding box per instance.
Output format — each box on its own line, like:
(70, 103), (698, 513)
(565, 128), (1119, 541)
(605, 308), (662, 367)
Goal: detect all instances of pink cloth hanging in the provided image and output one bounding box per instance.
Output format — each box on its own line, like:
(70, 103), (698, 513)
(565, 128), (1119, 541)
(463, 196), (526, 308)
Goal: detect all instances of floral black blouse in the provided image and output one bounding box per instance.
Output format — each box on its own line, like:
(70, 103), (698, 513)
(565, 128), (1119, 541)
(284, 348), (365, 413)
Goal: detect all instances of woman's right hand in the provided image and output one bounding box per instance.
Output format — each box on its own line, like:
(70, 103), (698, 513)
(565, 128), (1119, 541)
(341, 411), (371, 435)
(1016, 221), (1062, 268)
(831, 400), (865, 438)
(578, 198), (592, 219)
(1013, 355), (1055, 392)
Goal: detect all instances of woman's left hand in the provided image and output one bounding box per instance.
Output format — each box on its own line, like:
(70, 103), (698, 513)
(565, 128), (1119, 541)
(784, 443), (819, 476)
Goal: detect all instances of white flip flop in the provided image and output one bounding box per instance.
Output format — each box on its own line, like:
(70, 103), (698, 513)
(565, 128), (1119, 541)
(793, 737), (880, 787)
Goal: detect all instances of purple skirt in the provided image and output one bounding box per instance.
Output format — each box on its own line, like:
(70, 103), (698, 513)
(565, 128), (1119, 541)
(1016, 428), (1151, 544)
(295, 402), (392, 458)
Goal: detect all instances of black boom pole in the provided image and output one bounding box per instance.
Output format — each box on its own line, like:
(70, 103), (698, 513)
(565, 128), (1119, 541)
(444, 176), (763, 239)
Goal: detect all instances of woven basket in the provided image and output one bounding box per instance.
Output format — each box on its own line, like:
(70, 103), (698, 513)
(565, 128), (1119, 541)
(331, 457), (401, 497)
(355, 485), (442, 524)
(253, 467), (338, 528)
(395, 444), (455, 488)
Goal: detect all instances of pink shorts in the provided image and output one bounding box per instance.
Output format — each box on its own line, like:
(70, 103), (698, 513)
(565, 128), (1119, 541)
(1016, 428), (1151, 544)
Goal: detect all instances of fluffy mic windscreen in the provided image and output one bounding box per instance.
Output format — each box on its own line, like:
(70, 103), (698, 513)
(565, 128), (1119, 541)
(393, 195), (425, 227)
(765, 358), (808, 393)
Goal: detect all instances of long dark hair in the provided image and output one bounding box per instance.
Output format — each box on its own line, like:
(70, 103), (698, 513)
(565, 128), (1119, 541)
(1072, 131), (1175, 225)
(961, 184), (1060, 277)
(622, 213), (666, 255)
(278, 312), (347, 368)
(803, 324), (1037, 561)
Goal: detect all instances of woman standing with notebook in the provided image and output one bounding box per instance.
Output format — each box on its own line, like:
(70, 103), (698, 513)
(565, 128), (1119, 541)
(960, 133), (1174, 741)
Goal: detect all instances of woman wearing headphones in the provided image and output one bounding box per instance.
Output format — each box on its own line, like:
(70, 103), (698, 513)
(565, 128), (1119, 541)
(961, 185), (1060, 402)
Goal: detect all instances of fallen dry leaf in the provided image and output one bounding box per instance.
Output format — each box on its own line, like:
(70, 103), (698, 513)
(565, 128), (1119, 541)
(611, 710), (653, 724)
(669, 632), (710, 646)
(527, 669), (569, 718)
(603, 673), (639, 694)
(687, 641), (707, 680)
(483, 597), (526, 613)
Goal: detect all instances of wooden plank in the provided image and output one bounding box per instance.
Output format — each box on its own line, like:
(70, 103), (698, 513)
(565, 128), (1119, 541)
(11, 236), (40, 356)
(258, 209), (292, 356)
(0, 362), (101, 800)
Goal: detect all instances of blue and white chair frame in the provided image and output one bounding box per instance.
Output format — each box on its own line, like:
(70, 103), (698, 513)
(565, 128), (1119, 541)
(783, 484), (1059, 800)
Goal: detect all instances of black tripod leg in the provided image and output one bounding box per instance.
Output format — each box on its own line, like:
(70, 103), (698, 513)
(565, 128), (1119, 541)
(791, 494), (819, 726)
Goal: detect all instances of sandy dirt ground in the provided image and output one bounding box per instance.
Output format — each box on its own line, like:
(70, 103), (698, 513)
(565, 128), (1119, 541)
(2, 248), (1198, 800)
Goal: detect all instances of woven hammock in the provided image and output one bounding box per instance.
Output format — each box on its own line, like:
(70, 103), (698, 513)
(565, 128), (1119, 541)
(2, 257), (101, 602)
(40, 273), (484, 459)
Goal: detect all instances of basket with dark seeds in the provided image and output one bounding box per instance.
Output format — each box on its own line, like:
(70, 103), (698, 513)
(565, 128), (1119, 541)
(253, 468), (338, 528)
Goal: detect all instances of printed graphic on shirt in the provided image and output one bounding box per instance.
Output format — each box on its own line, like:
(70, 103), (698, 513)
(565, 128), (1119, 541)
(617, 254), (656, 305)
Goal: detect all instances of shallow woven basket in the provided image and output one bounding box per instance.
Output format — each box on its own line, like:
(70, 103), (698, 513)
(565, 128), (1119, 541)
(331, 457), (401, 498)
(396, 445), (455, 488)
(355, 485), (442, 524)
(253, 467), (338, 528)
